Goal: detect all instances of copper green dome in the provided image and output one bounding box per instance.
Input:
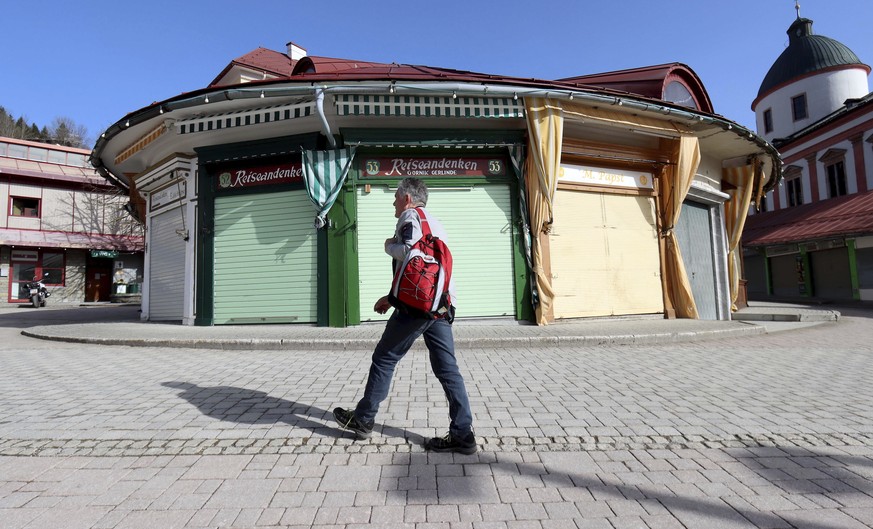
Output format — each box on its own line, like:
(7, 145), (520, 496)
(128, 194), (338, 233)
(757, 17), (868, 98)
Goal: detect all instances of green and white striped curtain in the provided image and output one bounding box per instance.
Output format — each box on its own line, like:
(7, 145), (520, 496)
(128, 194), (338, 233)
(302, 147), (356, 229)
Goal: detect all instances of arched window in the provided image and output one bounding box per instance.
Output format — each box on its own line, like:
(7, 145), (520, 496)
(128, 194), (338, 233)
(664, 81), (698, 110)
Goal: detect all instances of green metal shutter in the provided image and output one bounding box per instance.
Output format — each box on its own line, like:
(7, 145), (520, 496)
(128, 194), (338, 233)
(213, 189), (316, 324)
(356, 184), (516, 321)
(356, 186), (397, 322)
(811, 248), (852, 299)
(743, 253), (768, 298)
(770, 254), (800, 297)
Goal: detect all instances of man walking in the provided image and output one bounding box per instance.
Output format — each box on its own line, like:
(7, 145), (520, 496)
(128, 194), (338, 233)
(334, 177), (476, 455)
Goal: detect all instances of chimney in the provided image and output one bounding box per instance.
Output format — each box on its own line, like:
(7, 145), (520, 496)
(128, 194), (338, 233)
(286, 42), (307, 61)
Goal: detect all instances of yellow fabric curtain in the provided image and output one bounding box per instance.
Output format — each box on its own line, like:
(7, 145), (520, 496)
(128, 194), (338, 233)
(659, 135), (701, 319)
(722, 160), (762, 311)
(524, 98), (563, 325)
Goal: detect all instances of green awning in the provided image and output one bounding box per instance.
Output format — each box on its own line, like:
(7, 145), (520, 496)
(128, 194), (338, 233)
(302, 147), (357, 229)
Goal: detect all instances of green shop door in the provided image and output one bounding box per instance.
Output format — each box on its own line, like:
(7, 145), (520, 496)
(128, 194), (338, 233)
(213, 189), (316, 324)
(356, 184), (516, 322)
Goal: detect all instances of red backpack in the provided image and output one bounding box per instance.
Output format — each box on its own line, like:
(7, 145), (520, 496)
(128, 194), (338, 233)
(388, 208), (454, 319)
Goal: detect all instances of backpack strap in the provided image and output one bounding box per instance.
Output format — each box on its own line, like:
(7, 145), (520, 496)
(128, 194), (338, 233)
(414, 207), (432, 238)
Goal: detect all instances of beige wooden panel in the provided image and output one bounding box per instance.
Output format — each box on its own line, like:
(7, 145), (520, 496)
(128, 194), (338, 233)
(549, 191), (607, 317)
(550, 190), (663, 318)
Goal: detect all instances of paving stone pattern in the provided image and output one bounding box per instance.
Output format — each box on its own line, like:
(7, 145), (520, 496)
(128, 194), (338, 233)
(1, 307), (873, 528)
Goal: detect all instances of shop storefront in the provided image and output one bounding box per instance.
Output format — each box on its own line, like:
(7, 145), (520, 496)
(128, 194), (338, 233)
(549, 162), (663, 318)
(192, 135), (320, 326)
(211, 161), (316, 324)
(8, 249), (64, 302)
(189, 145), (528, 326)
(90, 49), (781, 326)
(353, 154), (524, 322)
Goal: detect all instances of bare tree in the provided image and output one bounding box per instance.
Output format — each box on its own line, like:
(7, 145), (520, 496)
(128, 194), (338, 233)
(49, 116), (89, 148)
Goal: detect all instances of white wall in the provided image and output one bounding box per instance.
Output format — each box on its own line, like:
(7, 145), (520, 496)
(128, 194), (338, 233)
(755, 68), (869, 141)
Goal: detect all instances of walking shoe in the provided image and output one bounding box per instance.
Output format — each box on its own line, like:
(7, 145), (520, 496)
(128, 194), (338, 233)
(424, 432), (477, 455)
(333, 407), (373, 439)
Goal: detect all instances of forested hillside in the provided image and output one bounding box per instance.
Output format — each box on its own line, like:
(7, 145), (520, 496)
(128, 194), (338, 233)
(0, 106), (89, 149)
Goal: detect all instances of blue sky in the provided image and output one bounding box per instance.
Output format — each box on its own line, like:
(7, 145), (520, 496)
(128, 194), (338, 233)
(3, 0), (871, 146)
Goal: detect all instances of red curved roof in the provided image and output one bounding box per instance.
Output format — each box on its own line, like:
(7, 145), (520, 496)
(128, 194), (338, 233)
(216, 51), (715, 110)
(288, 59), (619, 95)
(291, 56), (392, 75)
(559, 63), (714, 114)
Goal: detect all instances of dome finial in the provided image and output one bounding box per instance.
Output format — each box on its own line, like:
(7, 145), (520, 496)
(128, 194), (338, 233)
(795, 0), (801, 19)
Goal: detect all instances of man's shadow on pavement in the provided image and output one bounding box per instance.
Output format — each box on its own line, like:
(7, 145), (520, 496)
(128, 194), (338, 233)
(161, 381), (424, 444)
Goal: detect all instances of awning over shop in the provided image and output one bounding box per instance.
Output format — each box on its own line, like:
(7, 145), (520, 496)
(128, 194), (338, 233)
(335, 95), (524, 118)
(743, 189), (873, 246)
(302, 147), (356, 229)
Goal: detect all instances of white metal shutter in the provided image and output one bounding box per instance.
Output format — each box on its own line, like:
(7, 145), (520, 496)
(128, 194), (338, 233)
(676, 201), (717, 320)
(148, 206), (187, 321)
(213, 190), (316, 324)
(549, 189), (663, 318)
(356, 184), (516, 321)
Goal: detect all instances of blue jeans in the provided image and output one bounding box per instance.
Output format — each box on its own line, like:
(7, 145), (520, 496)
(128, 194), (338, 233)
(355, 310), (474, 437)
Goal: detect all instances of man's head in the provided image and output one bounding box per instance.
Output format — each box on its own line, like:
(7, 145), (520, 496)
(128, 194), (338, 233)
(393, 177), (428, 218)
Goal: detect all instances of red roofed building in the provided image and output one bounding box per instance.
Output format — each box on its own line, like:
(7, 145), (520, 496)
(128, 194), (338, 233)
(91, 40), (780, 326)
(744, 11), (873, 301)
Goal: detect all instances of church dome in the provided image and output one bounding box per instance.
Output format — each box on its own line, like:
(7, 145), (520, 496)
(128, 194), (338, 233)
(757, 17), (869, 98)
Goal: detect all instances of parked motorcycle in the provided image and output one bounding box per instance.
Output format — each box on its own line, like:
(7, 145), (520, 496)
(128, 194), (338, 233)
(26, 273), (51, 308)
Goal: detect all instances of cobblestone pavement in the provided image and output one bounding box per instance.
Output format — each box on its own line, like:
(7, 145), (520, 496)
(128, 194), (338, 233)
(1, 305), (872, 528)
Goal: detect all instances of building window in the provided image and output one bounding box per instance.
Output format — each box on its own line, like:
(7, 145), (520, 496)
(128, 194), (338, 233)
(763, 109), (773, 133)
(787, 177), (804, 206)
(783, 165), (803, 207)
(826, 161), (848, 198)
(10, 250), (66, 302)
(41, 252), (66, 285)
(792, 94), (808, 121)
(10, 197), (40, 217)
(819, 148), (849, 199)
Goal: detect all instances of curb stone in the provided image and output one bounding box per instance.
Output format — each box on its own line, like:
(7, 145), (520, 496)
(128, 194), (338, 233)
(20, 324), (766, 350)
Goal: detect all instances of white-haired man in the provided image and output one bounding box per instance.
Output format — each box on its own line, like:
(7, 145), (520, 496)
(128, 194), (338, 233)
(334, 177), (476, 454)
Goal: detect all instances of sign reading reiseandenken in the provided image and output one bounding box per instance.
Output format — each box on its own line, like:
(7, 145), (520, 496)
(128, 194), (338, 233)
(560, 163), (654, 190)
(215, 162), (303, 190)
(361, 157), (506, 178)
